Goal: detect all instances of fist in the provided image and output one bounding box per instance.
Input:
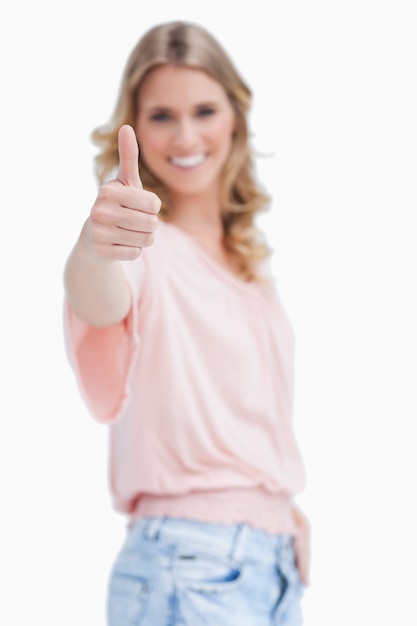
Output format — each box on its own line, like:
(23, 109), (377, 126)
(86, 125), (161, 260)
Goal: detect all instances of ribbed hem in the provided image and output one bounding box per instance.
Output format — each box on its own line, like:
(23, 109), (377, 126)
(129, 488), (299, 536)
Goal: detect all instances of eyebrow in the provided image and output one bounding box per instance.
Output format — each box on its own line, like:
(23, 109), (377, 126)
(140, 100), (220, 112)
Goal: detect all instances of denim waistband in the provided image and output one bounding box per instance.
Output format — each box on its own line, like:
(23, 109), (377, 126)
(133, 516), (294, 568)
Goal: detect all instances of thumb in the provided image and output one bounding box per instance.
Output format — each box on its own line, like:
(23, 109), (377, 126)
(117, 124), (143, 188)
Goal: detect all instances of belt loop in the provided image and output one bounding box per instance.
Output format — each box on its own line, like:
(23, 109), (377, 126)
(144, 516), (165, 540)
(230, 524), (249, 561)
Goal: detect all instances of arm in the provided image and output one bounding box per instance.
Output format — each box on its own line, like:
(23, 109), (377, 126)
(64, 226), (132, 328)
(292, 502), (311, 586)
(63, 125), (160, 327)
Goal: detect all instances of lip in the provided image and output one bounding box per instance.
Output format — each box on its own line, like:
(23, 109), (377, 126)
(169, 153), (207, 168)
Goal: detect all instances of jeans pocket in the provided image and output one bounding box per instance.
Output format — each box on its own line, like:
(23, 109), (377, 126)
(175, 552), (244, 593)
(107, 572), (149, 626)
(273, 564), (304, 626)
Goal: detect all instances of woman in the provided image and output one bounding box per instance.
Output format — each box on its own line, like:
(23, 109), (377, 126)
(64, 20), (310, 625)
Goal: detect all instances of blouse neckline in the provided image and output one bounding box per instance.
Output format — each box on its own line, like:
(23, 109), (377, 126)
(161, 220), (264, 296)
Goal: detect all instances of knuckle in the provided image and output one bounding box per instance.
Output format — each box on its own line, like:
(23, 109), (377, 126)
(89, 207), (109, 231)
(142, 213), (159, 231)
(141, 232), (155, 247)
(90, 241), (108, 259)
(126, 247), (142, 260)
(148, 192), (162, 213)
(97, 182), (116, 201)
(90, 204), (104, 223)
(91, 194), (114, 223)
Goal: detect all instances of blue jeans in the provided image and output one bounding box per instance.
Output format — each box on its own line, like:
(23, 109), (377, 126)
(106, 517), (305, 625)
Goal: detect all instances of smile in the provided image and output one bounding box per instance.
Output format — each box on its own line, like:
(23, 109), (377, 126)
(170, 154), (206, 168)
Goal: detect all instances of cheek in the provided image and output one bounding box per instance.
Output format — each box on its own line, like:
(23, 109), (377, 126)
(210, 118), (235, 152)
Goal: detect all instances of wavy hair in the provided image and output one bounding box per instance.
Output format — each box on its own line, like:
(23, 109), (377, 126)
(92, 21), (272, 282)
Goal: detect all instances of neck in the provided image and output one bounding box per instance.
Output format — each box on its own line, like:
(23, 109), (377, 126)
(166, 194), (242, 276)
(167, 194), (225, 243)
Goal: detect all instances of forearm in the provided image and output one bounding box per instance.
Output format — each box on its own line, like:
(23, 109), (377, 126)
(63, 221), (132, 328)
(292, 502), (311, 586)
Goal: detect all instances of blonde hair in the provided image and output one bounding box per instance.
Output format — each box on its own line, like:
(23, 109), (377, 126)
(92, 21), (272, 282)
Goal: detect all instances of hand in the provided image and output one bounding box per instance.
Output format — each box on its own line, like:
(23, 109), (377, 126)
(85, 124), (161, 260)
(292, 504), (311, 586)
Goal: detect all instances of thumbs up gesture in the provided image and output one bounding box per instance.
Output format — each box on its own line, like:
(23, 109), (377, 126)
(86, 125), (161, 260)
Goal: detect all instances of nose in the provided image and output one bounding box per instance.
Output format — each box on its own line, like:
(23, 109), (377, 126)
(172, 117), (198, 149)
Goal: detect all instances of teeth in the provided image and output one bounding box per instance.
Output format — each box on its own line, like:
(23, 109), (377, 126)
(171, 154), (206, 168)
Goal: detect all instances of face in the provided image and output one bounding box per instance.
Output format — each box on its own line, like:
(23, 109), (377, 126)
(135, 65), (236, 202)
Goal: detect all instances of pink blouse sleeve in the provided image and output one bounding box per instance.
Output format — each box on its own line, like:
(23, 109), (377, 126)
(63, 263), (142, 423)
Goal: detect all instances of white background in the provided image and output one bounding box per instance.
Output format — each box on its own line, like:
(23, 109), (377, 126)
(1, 1), (416, 624)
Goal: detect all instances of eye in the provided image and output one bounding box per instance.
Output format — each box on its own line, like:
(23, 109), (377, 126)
(150, 111), (170, 122)
(197, 106), (216, 118)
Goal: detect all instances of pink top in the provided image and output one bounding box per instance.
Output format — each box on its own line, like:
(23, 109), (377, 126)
(64, 220), (306, 535)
